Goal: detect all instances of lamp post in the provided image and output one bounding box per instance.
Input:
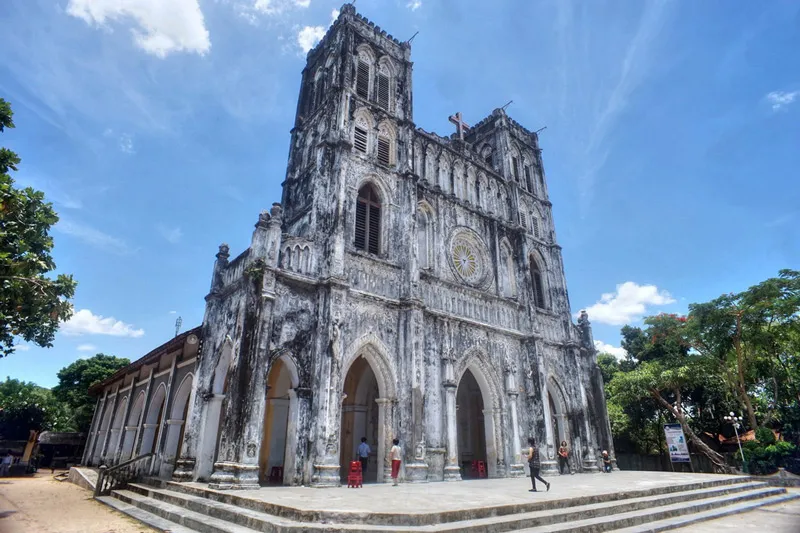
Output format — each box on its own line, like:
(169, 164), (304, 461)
(724, 412), (746, 473)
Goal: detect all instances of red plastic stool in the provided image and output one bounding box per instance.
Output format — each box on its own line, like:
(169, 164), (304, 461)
(477, 460), (487, 478)
(347, 460), (363, 488)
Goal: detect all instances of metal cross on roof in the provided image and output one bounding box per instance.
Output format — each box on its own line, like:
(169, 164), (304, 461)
(448, 112), (470, 141)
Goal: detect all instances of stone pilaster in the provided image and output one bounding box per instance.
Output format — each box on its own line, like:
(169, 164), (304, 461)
(506, 366), (525, 477)
(441, 353), (461, 482)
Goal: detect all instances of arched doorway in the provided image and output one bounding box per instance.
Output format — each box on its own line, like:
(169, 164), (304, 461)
(547, 379), (568, 447)
(456, 369), (487, 478)
(197, 343), (231, 480)
(259, 357), (299, 484)
(340, 355), (380, 483)
(160, 374), (193, 478)
(140, 384), (166, 455)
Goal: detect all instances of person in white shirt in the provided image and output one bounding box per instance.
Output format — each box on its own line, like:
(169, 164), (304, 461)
(390, 439), (402, 486)
(0, 452), (13, 477)
(357, 437), (370, 475)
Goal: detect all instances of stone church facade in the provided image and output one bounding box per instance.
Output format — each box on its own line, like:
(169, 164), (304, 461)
(82, 4), (615, 489)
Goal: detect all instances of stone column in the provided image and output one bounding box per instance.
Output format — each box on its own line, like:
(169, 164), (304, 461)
(375, 398), (395, 483)
(505, 366), (525, 477)
(579, 381), (600, 473)
(441, 353), (461, 481)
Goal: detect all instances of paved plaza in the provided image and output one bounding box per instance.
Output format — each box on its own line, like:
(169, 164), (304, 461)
(185, 471), (744, 514)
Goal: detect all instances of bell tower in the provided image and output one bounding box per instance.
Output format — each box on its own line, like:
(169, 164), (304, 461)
(280, 4), (414, 279)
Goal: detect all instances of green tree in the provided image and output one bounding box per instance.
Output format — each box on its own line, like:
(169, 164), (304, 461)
(0, 377), (72, 439)
(0, 98), (76, 357)
(610, 314), (731, 471)
(52, 354), (129, 432)
(685, 269), (800, 431)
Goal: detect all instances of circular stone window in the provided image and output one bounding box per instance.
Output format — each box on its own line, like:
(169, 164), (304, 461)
(448, 228), (492, 289)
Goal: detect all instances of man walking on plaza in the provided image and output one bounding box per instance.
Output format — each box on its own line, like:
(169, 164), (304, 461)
(357, 437), (370, 477)
(527, 438), (550, 492)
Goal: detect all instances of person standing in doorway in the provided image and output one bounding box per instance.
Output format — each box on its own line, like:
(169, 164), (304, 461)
(357, 437), (371, 477)
(527, 438), (550, 492)
(390, 438), (402, 486)
(558, 441), (571, 475)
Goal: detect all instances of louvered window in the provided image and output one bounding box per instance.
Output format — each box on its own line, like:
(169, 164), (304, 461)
(484, 151), (493, 167)
(520, 211), (528, 230)
(525, 166), (534, 193)
(355, 185), (381, 255)
(532, 217), (540, 239)
(531, 257), (545, 309)
(354, 127), (368, 153)
(377, 136), (391, 166)
(377, 73), (390, 109)
(356, 59), (370, 99)
(512, 157), (520, 181)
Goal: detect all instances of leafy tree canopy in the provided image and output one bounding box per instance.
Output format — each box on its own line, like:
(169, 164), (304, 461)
(52, 353), (129, 433)
(0, 377), (72, 439)
(0, 97), (77, 357)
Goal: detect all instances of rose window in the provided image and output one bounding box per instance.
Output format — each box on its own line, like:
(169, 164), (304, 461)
(448, 229), (491, 288)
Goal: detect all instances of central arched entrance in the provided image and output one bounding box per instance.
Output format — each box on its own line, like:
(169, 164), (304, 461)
(456, 369), (487, 478)
(259, 356), (299, 485)
(340, 355), (380, 483)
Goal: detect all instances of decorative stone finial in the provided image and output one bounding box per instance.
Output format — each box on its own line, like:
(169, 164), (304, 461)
(256, 210), (270, 228)
(270, 203), (283, 221)
(578, 309), (590, 327)
(341, 3), (356, 15)
(216, 243), (230, 261)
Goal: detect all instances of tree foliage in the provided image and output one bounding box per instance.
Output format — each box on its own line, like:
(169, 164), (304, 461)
(0, 97), (76, 357)
(52, 353), (129, 432)
(0, 377), (72, 439)
(602, 270), (800, 472)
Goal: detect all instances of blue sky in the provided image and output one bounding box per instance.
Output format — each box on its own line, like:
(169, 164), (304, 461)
(0, 0), (798, 387)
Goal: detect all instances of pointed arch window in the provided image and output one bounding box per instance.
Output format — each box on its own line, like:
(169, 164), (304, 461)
(512, 156), (520, 182)
(520, 209), (528, 230)
(377, 63), (392, 110)
(355, 184), (381, 255)
(417, 206), (432, 269)
(531, 216), (541, 239)
(524, 165), (534, 193)
(377, 122), (395, 167)
(530, 255), (545, 309)
(356, 58), (371, 99)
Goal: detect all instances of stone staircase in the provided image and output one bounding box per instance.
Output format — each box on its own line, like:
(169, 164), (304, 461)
(97, 477), (798, 533)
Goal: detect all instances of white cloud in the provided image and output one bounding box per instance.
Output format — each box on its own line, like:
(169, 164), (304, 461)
(118, 133), (135, 154)
(62, 309), (145, 338)
(56, 217), (134, 255)
(297, 26), (326, 53)
(766, 90), (799, 111)
(594, 340), (627, 360)
(157, 224), (183, 244)
(77, 344), (97, 352)
(66, 0), (211, 58)
(169, 310), (177, 314)
(582, 282), (676, 326)
(407, 0), (422, 10)
(294, 0), (311, 7)
(15, 345), (31, 352)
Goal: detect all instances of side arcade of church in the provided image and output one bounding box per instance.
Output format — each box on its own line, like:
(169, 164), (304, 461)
(82, 4), (616, 489)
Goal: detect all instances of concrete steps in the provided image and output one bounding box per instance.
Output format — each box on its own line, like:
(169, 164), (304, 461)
(95, 477), (800, 533)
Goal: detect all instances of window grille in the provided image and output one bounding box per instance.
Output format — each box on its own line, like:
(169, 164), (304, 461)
(355, 185), (381, 254)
